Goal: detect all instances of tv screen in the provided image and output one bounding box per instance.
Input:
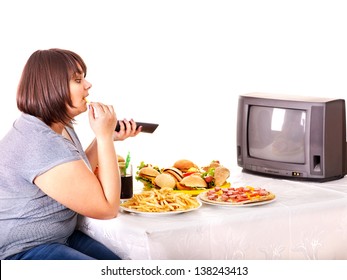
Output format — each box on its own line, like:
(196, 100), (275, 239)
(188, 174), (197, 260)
(248, 106), (306, 164)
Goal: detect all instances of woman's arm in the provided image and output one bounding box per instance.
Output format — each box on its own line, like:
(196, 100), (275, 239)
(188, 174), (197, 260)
(85, 117), (141, 173)
(34, 159), (120, 219)
(34, 103), (122, 219)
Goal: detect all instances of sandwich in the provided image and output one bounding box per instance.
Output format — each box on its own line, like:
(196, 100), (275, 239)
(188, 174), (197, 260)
(202, 165), (230, 188)
(176, 175), (208, 190)
(214, 166), (231, 187)
(136, 166), (161, 189)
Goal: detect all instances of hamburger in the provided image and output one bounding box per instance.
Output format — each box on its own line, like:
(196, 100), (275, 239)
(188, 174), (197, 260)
(162, 167), (184, 182)
(173, 159), (198, 173)
(176, 174), (208, 190)
(136, 166), (160, 189)
(154, 173), (176, 189)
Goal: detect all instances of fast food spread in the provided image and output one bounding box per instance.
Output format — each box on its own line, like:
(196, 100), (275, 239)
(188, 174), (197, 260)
(198, 185), (276, 206)
(120, 187), (201, 213)
(135, 159), (231, 195)
(122, 158), (276, 213)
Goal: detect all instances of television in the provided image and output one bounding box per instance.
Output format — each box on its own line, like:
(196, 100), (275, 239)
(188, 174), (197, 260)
(237, 92), (347, 182)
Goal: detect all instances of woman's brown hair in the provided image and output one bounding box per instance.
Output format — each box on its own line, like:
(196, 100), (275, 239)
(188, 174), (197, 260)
(16, 48), (87, 126)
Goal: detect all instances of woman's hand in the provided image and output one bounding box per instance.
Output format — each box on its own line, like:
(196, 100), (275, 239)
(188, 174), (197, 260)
(88, 102), (117, 140)
(113, 119), (142, 141)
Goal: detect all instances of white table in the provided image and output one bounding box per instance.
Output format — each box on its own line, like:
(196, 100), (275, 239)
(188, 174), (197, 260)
(77, 172), (347, 260)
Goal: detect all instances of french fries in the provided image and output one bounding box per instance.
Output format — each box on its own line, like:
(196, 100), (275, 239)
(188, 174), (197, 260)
(121, 187), (200, 212)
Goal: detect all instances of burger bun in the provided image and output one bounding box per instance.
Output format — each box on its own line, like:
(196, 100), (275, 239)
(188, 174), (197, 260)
(138, 166), (160, 178)
(154, 173), (176, 189)
(173, 159), (198, 173)
(163, 167), (183, 182)
(176, 175), (207, 190)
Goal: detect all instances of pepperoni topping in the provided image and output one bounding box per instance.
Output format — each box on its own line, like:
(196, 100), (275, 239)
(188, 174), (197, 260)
(203, 185), (272, 204)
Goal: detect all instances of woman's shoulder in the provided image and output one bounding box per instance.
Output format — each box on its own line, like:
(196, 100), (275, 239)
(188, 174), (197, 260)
(16, 113), (53, 133)
(11, 114), (79, 156)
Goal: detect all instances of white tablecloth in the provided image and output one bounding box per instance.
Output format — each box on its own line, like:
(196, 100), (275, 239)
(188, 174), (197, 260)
(77, 172), (347, 260)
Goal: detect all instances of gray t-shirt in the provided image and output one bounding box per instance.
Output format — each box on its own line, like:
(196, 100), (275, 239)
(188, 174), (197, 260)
(0, 113), (91, 259)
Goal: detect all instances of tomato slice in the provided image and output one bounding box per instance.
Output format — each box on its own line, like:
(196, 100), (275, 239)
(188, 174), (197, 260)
(183, 172), (196, 177)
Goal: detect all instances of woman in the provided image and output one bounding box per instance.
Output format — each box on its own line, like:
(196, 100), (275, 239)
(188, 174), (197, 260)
(0, 48), (141, 259)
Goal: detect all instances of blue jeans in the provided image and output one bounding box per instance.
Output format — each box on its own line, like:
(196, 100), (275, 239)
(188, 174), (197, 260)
(6, 230), (121, 260)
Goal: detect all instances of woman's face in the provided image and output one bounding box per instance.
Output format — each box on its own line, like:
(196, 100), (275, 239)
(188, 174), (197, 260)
(68, 70), (92, 117)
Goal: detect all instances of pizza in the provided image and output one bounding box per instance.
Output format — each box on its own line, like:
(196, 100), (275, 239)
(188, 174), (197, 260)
(198, 185), (275, 205)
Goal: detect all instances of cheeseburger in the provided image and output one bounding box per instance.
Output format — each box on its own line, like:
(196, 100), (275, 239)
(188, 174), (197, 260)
(176, 175), (208, 190)
(136, 166), (160, 189)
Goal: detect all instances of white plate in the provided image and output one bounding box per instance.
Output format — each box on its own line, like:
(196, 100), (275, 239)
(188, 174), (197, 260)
(197, 193), (276, 207)
(120, 200), (202, 216)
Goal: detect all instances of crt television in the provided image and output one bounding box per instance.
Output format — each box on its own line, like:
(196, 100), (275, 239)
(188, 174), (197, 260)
(237, 92), (347, 182)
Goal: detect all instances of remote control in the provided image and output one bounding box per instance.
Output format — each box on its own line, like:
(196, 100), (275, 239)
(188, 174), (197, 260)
(115, 121), (159, 133)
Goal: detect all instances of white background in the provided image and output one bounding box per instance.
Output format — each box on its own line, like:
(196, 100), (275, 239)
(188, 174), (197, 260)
(1, 0), (346, 171)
